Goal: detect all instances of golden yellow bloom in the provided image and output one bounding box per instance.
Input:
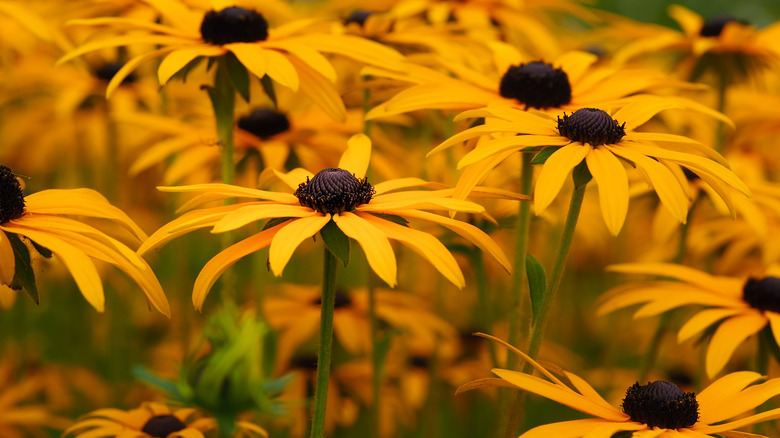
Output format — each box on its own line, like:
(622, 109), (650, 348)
(64, 402), (217, 438)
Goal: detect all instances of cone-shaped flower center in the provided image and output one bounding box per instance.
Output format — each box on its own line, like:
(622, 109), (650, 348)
(312, 289), (353, 309)
(622, 381), (699, 429)
(295, 168), (374, 214)
(200, 7), (269, 45)
(0, 166), (25, 224)
(345, 10), (373, 26)
(700, 15), (746, 37)
(499, 62), (572, 109)
(237, 108), (290, 140)
(96, 62), (136, 84)
(557, 108), (626, 146)
(141, 415), (187, 438)
(743, 277), (780, 313)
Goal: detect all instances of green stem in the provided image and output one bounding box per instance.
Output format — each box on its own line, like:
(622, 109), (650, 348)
(368, 283), (381, 438)
(209, 58), (236, 186)
(309, 246), (338, 438)
(504, 180), (586, 438)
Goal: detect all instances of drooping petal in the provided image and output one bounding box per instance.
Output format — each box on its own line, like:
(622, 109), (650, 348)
(338, 133), (371, 179)
(534, 144), (590, 215)
(262, 40), (336, 82)
(766, 312), (780, 348)
(696, 371), (765, 423)
(193, 223), (284, 311)
(678, 308), (745, 343)
(333, 212), (397, 287)
(696, 408), (780, 435)
(585, 147), (629, 235)
(607, 263), (734, 291)
(521, 419), (642, 438)
(107, 47), (177, 97)
(0, 232), (15, 285)
(706, 313), (767, 378)
(268, 215), (330, 277)
(264, 50), (300, 91)
(159, 45), (226, 84)
(157, 183), (299, 204)
(286, 55), (345, 121)
(138, 204), (243, 256)
(226, 43), (269, 81)
(458, 135), (571, 169)
(210, 204), (318, 233)
(612, 98), (683, 131)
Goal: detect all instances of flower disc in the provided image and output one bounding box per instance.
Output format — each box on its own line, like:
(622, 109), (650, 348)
(200, 7), (269, 45)
(622, 381), (699, 429)
(0, 165), (25, 224)
(743, 277), (780, 314)
(498, 62), (572, 109)
(141, 415), (186, 438)
(237, 108), (290, 140)
(700, 15), (747, 37)
(294, 168), (374, 214)
(557, 108), (626, 146)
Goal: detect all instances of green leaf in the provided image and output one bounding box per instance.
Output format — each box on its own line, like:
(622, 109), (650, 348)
(531, 146), (562, 165)
(224, 52), (250, 102)
(30, 240), (52, 258)
(320, 220), (350, 266)
(7, 233), (39, 304)
(260, 75), (278, 109)
(263, 217), (293, 231)
(132, 365), (182, 398)
(572, 160), (592, 188)
(367, 212), (408, 227)
(525, 254), (546, 324)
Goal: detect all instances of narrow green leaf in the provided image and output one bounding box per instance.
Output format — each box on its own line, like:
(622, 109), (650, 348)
(225, 52), (250, 102)
(7, 233), (39, 304)
(367, 212), (408, 227)
(525, 254), (546, 324)
(320, 220), (350, 266)
(531, 146), (562, 165)
(132, 365), (182, 398)
(263, 217), (293, 231)
(30, 240), (52, 258)
(572, 160), (592, 188)
(260, 75), (278, 109)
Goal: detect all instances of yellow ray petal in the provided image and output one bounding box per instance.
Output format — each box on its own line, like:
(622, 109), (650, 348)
(0, 232), (15, 285)
(668, 4), (704, 37)
(522, 419), (641, 438)
(159, 45), (226, 85)
(555, 51), (599, 86)
(585, 147), (629, 235)
(291, 34), (404, 71)
(678, 308), (745, 343)
(338, 133), (371, 179)
(333, 212), (396, 287)
(286, 56), (345, 122)
(612, 98), (683, 131)
(193, 224), (283, 311)
(766, 312), (780, 352)
(262, 40), (336, 82)
(533, 144), (590, 215)
(359, 213), (464, 288)
(107, 48), (177, 98)
(706, 313), (767, 378)
(453, 149), (518, 203)
(697, 408), (780, 435)
(266, 168), (312, 191)
(696, 371), (764, 423)
(700, 377), (780, 427)
(273, 314), (320, 374)
(358, 197), (485, 214)
(607, 263), (727, 291)
(138, 204), (241, 255)
(268, 215), (330, 277)
(57, 35), (194, 65)
(211, 204), (317, 234)
(157, 183), (298, 203)
(373, 178), (443, 195)
(226, 43), (269, 81)
(264, 50), (300, 91)
(333, 311), (370, 354)
(458, 135), (571, 169)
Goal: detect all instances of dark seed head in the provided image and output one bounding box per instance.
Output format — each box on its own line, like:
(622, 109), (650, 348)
(622, 381), (699, 429)
(312, 289), (353, 309)
(95, 62), (136, 84)
(200, 7), (269, 45)
(294, 168), (374, 214)
(557, 108), (626, 146)
(409, 355), (429, 369)
(345, 10), (373, 26)
(499, 62), (572, 110)
(141, 415), (187, 438)
(290, 355), (319, 370)
(743, 277), (780, 314)
(0, 166), (25, 224)
(700, 15), (748, 37)
(237, 108), (290, 140)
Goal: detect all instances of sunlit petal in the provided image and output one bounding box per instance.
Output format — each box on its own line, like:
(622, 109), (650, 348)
(333, 212), (396, 287)
(268, 215), (330, 277)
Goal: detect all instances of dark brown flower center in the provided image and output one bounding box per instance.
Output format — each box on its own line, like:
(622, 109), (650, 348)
(141, 415), (187, 438)
(95, 62), (136, 84)
(743, 277), (780, 313)
(499, 62), (572, 109)
(200, 7), (269, 45)
(237, 108), (290, 140)
(294, 168), (374, 214)
(557, 108), (626, 146)
(622, 381), (699, 429)
(312, 289), (353, 309)
(345, 10), (373, 26)
(0, 166), (25, 224)
(700, 15), (747, 37)
(409, 355), (430, 368)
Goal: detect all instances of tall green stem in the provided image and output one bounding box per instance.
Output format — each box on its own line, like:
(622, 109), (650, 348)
(504, 179), (586, 438)
(208, 58), (236, 186)
(310, 247), (338, 438)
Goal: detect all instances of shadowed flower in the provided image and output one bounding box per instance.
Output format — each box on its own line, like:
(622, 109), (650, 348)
(460, 334), (780, 437)
(0, 166), (170, 316)
(139, 134), (512, 310)
(599, 263), (780, 378)
(432, 98), (749, 235)
(64, 402), (218, 438)
(58, 1), (404, 121)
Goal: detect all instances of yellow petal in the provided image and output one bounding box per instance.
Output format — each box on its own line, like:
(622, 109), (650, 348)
(291, 34), (404, 71)
(264, 50), (300, 91)
(458, 135), (570, 169)
(697, 408), (780, 435)
(107, 48), (176, 98)
(520, 419), (643, 438)
(612, 98), (683, 131)
(534, 144), (590, 215)
(211, 204), (317, 234)
(373, 178), (442, 195)
(268, 215), (330, 277)
(359, 212), (464, 288)
(697, 371), (765, 423)
(338, 133), (371, 179)
(285, 56), (345, 122)
(58, 35), (194, 65)
(333, 212), (396, 287)
(193, 224), (283, 311)
(678, 308), (745, 343)
(706, 313), (766, 378)
(226, 43), (269, 81)
(157, 183), (299, 204)
(607, 263), (728, 291)
(585, 147), (629, 235)
(138, 205), (241, 256)
(262, 40), (337, 82)
(667, 4), (704, 37)
(0, 232), (15, 285)
(555, 51), (599, 86)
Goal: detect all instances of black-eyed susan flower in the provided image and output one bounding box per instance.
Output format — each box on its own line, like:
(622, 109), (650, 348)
(139, 134), (511, 310)
(64, 402), (217, 438)
(59, 1), (404, 121)
(599, 263), (780, 378)
(432, 99), (749, 235)
(462, 334), (780, 437)
(0, 166), (170, 316)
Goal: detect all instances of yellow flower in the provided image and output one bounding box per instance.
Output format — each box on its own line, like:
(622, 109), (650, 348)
(433, 98), (749, 235)
(0, 166), (170, 316)
(139, 134), (512, 310)
(599, 263), (780, 378)
(58, 1), (404, 121)
(64, 402), (217, 438)
(463, 334), (780, 437)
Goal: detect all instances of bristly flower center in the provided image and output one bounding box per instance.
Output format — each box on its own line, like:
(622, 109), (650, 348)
(141, 415), (187, 438)
(700, 15), (747, 37)
(200, 7), (269, 45)
(0, 166), (25, 224)
(622, 381), (699, 429)
(237, 108), (290, 140)
(345, 10), (373, 26)
(743, 277), (780, 314)
(499, 62), (572, 109)
(295, 168), (374, 214)
(557, 108), (626, 146)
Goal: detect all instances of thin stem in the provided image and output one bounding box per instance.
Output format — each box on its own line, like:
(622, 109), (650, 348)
(368, 283), (381, 438)
(504, 181), (586, 438)
(213, 61), (236, 186)
(310, 246), (338, 438)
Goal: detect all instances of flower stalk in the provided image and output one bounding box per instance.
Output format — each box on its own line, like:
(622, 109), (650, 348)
(310, 245), (339, 438)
